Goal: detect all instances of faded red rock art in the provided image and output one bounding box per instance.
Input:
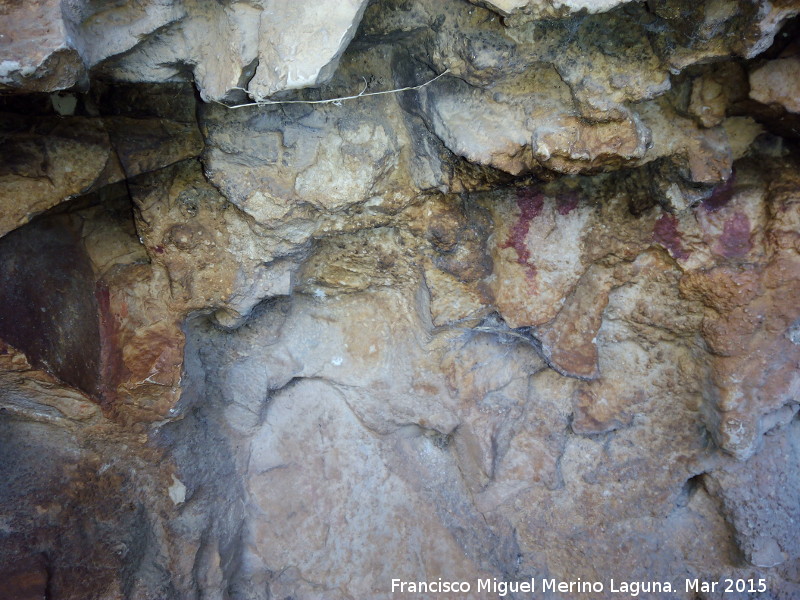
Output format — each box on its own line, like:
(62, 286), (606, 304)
(556, 192), (580, 216)
(95, 280), (126, 406)
(653, 212), (690, 260)
(716, 212), (753, 259)
(702, 171), (736, 213)
(502, 188), (544, 280)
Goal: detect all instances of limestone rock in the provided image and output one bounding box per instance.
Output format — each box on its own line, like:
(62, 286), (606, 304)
(98, 0), (371, 102)
(2, 0), (369, 102)
(749, 56), (800, 114)
(536, 265), (616, 380)
(469, 0), (634, 19)
(0, 0), (86, 93)
(417, 71), (653, 175)
(245, 0), (370, 101)
(0, 115), (117, 238)
(398, 0), (762, 180)
(688, 63), (749, 128)
(200, 55), (451, 236)
(704, 419), (800, 568)
(129, 160), (298, 327)
(0, 82), (202, 238)
(0, 355), (177, 599)
(3, 0), (800, 598)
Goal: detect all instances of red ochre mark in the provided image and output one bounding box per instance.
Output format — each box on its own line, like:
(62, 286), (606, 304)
(502, 188), (544, 280)
(556, 192), (580, 215)
(716, 212), (752, 258)
(653, 213), (689, 260)
(154, 244), (165, 255)
(94, 280), (125, 406)
(702, 171), (736, 212)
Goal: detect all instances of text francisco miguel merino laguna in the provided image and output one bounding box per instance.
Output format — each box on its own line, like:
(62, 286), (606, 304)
(392, 577), (691, 596)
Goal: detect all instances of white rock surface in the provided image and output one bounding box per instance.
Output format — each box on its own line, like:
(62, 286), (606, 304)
(1, 0), (370, 101)
(470, 0), (634, 18)
(749, 56), (800, 114)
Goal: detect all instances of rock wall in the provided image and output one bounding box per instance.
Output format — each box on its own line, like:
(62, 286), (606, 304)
(1, 0), (800, 598)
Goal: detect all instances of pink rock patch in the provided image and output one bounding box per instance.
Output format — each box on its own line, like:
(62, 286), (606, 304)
(716, 212), (752, 258)
(653, 213), (689, 260)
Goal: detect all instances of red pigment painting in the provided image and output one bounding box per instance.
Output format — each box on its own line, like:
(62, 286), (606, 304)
(653, 213), (689, 260)
(95, 280), (125, 405)
(502, 188), (544, 280)
(701, 171), (736, 213)
(716, 212), (753, 258)
(556, 192), (579, 215)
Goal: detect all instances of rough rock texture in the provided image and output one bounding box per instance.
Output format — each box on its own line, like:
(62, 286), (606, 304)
(1, 0), (369, 102)
(0, 82), (202, 237)
(2, 0), (800, 599)
(750, 56), (800, 114)
(469, 0), (634, 19)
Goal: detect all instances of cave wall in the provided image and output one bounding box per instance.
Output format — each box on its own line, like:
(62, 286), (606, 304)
(1, 0), (800, 598)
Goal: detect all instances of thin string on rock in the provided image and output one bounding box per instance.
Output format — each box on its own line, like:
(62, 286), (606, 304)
(215, 69), (450, 109)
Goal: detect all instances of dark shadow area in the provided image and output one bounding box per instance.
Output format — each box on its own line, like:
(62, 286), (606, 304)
(0, 213), (101, 395)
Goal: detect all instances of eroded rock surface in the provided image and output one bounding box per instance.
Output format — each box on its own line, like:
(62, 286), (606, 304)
(1, 0), (800, 599)
(1, 0), (369, 102)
